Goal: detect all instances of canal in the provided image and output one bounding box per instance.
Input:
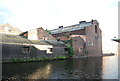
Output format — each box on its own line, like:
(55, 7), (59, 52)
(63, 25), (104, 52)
(2, 55), (118, 80)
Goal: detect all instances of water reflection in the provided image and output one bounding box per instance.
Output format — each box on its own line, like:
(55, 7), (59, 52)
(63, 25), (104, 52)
(27, 63), (52, 79)
(2, 56), (118, 79)
(102, 56), (118, 79)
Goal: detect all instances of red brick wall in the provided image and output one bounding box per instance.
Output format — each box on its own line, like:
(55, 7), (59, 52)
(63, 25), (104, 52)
(52, 29), (85, 37)
(59, 36), (71, 40)
(71, 29), (85, 35)
(72, 37), (85, 57)
(85, 21), (102, 56)
(52, 32), (67, 37)
(37, 28), (56, 40)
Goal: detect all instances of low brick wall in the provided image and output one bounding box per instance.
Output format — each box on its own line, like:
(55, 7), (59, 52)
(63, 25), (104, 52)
(2, 44), (66, 62)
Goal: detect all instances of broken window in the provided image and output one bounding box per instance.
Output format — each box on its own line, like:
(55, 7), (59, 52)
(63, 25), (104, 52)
(95, 25), (97, 33)
(64, 48), (68, 52)
(22, 46), (30, 53)
(50, 48), (53, 52)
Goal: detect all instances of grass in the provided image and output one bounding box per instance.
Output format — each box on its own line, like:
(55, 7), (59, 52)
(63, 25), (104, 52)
(2, 56), (67, 63)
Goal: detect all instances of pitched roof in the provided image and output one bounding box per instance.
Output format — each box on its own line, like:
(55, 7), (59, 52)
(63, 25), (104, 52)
(51, 22), (92, 34)
(1, 33), (32, 44)
(0, 33), (65, 46)
(43, 40), (65, 46)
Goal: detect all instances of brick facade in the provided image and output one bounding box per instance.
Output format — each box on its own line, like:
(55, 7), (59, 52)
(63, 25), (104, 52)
(85, 20), (102, 56)
(37, 28), (56, 40)
(51, 20), (102, 57)
(72, 37), (85, 57)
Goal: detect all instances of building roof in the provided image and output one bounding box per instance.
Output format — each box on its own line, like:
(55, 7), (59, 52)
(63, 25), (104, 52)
(0, 33), (65, 46)
(1, 33), (32, 44)
(112, 39), (120, 43)
(43, 40), (65, 46)
(51, 21), (92, 34)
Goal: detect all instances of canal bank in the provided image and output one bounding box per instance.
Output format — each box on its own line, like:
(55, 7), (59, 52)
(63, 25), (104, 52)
(2, 54), (115, 63)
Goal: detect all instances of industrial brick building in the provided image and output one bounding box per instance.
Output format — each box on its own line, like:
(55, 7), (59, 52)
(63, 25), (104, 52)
(51, 20), (102, 57)
(1, 19), (103, 62)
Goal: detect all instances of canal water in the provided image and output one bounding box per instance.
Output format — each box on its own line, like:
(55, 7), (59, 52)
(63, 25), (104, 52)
(2, 55), (118, 80)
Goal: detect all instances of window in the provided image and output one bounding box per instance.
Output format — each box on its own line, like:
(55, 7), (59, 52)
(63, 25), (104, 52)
(84, 43), (86, 49)
(22, 47), (30, 53)
(47, 48), (53, 54)
(95, 25), (97, 33)
(64, 48), (68, 53)
(43, 37), (48, 40)
(88, 41), (90, 46)
(91, 42), (94, 46)
(50, 48), (53, 52)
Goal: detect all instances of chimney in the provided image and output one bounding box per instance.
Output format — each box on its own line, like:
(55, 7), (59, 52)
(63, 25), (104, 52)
(79, 21), (86, 24)
(59, 26), (63, 28)
(91, 19), (94, 24)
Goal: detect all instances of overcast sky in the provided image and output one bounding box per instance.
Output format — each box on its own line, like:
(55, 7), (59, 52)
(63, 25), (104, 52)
(0, 0), (119, 53)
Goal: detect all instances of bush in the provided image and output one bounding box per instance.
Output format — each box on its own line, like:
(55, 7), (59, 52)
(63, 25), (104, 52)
(67, 44), (74, 57)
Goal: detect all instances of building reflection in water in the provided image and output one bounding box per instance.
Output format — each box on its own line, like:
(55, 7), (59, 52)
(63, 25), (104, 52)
(27, 63), (52, 79)
(3, 56), (118, 79)
(62, 57), (103, 79)
(2, 62), (53, 79)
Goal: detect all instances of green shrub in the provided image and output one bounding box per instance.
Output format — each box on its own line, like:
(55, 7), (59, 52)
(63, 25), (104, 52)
(67, 45), (74, 57)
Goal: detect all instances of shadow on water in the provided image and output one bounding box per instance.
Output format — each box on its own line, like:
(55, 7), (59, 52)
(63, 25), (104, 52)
(2, 56), (118, 80)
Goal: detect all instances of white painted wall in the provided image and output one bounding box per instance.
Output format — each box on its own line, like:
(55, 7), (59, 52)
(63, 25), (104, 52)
(33, 45), (53, 54)
(28, 29), (38, 40)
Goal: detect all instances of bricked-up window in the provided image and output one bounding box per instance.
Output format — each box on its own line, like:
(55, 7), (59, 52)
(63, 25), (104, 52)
(95, 25), (97, 33)
(22, 47), (30, 53)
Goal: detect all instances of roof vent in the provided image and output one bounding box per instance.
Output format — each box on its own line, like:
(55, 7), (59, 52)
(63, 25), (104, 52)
(59, 26), (63, 28)
(79, 21), (86, 24)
